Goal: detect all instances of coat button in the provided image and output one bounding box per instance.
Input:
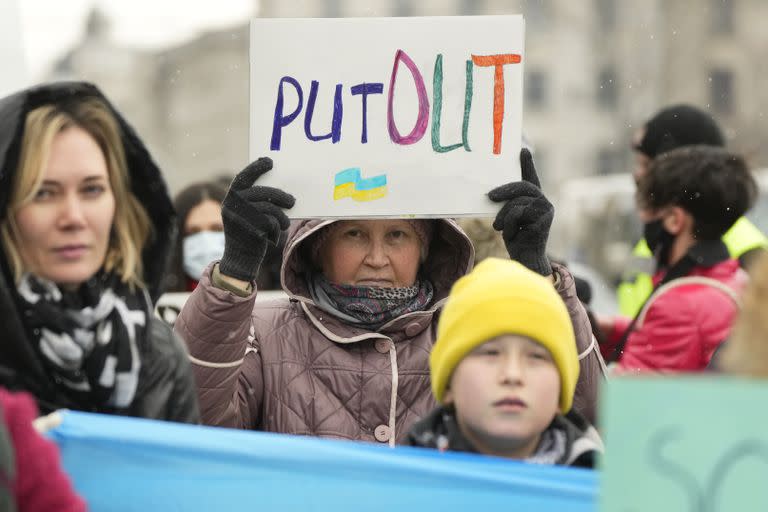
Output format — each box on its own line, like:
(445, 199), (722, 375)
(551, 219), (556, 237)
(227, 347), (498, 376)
(375, 339), (391, 354)
(374, 424), (391, 442)
(404, 322), (422, 337)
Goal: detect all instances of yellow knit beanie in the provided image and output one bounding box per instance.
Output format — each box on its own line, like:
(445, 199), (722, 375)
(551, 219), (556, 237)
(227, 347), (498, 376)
(430, 258), (579, 413)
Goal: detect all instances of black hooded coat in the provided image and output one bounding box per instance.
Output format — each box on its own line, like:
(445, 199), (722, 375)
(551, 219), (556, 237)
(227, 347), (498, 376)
(0, 82), (199, 422)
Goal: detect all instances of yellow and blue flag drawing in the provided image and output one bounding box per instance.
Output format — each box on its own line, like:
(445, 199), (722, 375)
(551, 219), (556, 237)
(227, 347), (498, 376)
(333, 168), (387, 202)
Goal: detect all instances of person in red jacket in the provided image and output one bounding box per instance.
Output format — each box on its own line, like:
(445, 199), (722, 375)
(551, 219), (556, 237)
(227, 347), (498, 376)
(602, 145), (756, 372)
(0, 388), (86, 512)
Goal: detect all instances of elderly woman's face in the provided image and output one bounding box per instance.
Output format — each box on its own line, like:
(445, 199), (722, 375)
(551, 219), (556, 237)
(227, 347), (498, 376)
(320, 219), (422, 287)
(15, 126), (115, 289)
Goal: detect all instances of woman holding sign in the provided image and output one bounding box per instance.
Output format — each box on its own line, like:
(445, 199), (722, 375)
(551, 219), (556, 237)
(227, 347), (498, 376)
(175, 151), (603, 443)
(0, 82), (199, 422)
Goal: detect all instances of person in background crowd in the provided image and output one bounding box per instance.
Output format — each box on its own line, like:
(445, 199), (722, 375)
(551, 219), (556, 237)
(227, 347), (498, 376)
(0, 387), (86, 512)
(166, 178), (285, 294)
(406, 258), (602, 468)
(165, 181), (227, 292)
(617, 104), (767, 317)
(0, 82), (199, 422)
(718, 253), (768, 377)
(603, 146), (755, 372)
(174, 150), (605, 445)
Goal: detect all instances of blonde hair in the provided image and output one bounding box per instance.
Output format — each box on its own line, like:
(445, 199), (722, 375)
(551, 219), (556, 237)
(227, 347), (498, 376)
(720, 253), (768, 377)
(0, 98), (152, 287)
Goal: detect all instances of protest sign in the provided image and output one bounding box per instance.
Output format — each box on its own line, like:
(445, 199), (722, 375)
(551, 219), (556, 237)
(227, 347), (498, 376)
(250, 16), (525, 218)
(600, 377), (768, 511)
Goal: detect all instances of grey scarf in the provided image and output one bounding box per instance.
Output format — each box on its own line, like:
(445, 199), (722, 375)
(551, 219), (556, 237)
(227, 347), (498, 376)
(307, 273), (434, 330)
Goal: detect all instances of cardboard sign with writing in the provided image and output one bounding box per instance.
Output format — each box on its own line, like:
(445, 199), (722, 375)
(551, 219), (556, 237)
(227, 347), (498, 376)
(250, 16), (525, 218)
(600, 377), (768, 511)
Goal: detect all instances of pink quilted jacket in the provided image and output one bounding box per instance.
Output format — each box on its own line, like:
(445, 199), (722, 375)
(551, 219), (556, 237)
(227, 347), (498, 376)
(175, 219), (604, 445)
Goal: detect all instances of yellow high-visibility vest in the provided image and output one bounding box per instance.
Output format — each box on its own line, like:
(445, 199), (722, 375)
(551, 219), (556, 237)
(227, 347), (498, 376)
(617, 216), (767, 317)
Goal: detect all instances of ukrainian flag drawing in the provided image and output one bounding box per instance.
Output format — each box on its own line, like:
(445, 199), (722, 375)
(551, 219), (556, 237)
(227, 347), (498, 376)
(333, 168), (388, 202)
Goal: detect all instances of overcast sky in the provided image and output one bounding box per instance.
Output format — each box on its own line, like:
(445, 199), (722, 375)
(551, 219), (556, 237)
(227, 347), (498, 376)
(15, 0), (256, 80)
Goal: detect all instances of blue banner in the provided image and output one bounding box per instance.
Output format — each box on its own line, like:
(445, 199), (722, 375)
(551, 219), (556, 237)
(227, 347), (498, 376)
(49, 411), (596, 511)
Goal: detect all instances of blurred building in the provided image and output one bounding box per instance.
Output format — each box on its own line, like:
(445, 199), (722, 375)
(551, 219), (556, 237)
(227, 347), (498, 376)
(48, 9), (249, 194)
(47, 0), (768, 280)
(0, 0), (28, 97)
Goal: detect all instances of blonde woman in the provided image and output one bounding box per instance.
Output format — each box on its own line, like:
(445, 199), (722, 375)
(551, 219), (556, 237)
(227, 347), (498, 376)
(0, 82), (198, 422)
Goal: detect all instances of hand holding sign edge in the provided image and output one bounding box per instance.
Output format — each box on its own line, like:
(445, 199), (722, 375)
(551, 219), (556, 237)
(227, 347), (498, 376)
(219, 157), (296, 282)
(488, 149), (554, 277)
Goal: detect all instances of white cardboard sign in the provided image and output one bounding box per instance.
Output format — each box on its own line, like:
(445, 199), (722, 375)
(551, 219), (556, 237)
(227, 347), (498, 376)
(250, 16), (525, 218)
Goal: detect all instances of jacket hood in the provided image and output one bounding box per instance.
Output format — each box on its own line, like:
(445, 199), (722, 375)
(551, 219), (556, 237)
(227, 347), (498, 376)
(280, 218), (475, 307)
(0, 81), (175, 301)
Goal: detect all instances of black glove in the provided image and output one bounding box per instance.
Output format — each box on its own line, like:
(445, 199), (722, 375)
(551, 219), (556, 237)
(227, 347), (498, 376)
(219, 157), (295, 282)
(488, 149), (553, 276)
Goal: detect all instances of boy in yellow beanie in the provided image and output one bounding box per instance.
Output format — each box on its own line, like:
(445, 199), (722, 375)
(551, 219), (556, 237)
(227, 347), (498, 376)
(406, 258), (603, 468)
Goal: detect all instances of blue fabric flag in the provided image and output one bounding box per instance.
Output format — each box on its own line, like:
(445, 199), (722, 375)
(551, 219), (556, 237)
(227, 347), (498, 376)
(49, 411), (597, 511)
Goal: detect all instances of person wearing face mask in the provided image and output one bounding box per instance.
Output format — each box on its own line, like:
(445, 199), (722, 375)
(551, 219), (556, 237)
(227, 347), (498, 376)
(603, 146), (755, 372)
(616, 105), (767, 318)
(165, 181), (228, 292)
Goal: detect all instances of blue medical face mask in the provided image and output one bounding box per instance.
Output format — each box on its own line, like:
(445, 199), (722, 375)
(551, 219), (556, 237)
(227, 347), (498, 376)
(183, 231), (225, 280)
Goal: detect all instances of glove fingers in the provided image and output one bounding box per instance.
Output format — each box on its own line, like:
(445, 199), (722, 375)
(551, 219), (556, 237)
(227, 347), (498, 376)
(488, 182), (515, 203)
(264, 215), (283, 245)
(224, 188), (292, 228)
(525, 196), (555, 228)
(224, 197), (292, 233)
(488, 181), (541, 202)
(520, 149), (541, 189)
(239, 186), (296, 210)
(502, 197), (553, 241)
(500, 203), (532, 240)
(221, 212), (269, 241)
(248, 201), (292, 231)
(492, 197), (535, 231)
(515, 200), (553, 228)
(230, 157), (274, 191)
(223, 208), (277, 241)
(492, 201), (514, 231)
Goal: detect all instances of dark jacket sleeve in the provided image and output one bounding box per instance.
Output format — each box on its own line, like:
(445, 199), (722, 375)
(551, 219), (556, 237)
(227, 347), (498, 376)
(132, 318), (200, 424)
(551, 262), (607, 425)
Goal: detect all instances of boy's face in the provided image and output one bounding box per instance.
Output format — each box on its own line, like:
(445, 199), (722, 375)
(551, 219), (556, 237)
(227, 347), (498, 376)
(443, 334), (561, 458)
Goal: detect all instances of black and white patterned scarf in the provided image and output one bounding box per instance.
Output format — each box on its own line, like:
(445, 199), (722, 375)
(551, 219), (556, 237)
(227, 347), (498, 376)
(16, 272), (147, 409)
(308, 273), (434, 330)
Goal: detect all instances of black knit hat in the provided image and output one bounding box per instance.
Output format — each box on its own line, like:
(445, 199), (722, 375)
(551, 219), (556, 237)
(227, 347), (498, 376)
(635, 104), (725, 158)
